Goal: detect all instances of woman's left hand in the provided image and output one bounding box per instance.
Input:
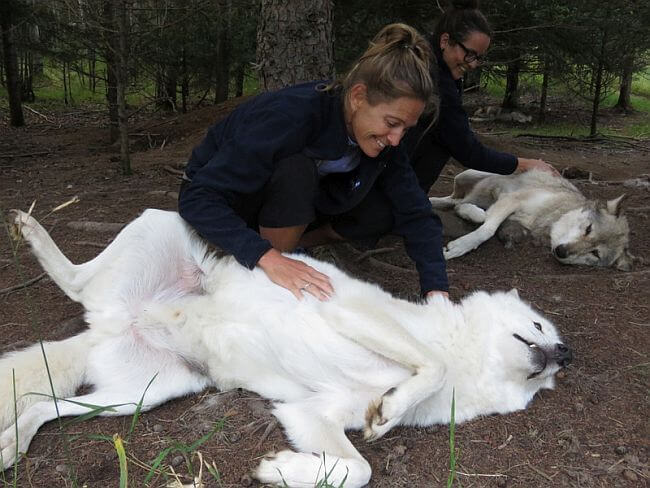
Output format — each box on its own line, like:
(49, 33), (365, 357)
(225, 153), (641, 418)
(425, 290), (450, 300)
(516, 158), (560, 176)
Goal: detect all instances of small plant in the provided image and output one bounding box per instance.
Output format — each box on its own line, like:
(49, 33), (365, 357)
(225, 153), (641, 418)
(447, 388), (459, 488)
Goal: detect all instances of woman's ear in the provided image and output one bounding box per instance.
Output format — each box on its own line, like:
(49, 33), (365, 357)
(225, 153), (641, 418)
(440, 32), (450, 51)
(348, 83), (368, 113)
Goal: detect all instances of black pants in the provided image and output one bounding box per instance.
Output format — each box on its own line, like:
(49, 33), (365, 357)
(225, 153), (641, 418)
(332, 137), (449, 243)
(180, 154), (319, 232)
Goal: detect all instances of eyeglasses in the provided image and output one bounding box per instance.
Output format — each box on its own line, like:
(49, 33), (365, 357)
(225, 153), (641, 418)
(453, 39), (487, 65)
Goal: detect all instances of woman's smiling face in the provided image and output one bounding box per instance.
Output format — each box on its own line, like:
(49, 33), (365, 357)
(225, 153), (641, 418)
(345, 83), (425, 158)
(440, 31), (491, 80)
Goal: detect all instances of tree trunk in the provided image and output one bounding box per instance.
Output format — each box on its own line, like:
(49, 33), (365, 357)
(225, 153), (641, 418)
(22, 50), (35, 102)
(0, 0), (25, 127)
(614, 54), (634, 113)
(256, 0), (334, 91)
(116, 0), (131, 175)
(103, 0), (119, 143)
(502, 57), (521, 110)
(589, 29), (609, 137)
(181, 47), (188, 113)
(214, 0), (231, 103)
(235, 63), (245, 97)
(538, 59), (550, 123)
(62, 62), (69, 105)
(590, 60), (604, 137)
(163, 67), (178, 111)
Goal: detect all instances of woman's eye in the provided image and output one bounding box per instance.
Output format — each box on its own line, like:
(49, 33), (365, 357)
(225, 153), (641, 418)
(386, 120), (398, 128)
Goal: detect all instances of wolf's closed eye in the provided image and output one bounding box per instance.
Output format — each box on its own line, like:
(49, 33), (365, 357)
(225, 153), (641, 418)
(585, 224), (592, 236)
(533, 321), (542, 332)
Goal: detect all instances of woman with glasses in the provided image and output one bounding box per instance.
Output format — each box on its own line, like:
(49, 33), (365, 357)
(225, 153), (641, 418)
(405, 0), (557, 191)
(324, 0), (557, 279)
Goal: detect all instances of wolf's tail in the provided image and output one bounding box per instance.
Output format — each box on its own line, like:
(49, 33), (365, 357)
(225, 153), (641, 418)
(0, 330), (96, 433)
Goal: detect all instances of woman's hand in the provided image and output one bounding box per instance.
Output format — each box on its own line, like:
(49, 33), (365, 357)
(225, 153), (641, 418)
(516, 158), (560, 176)
(425, 290), (449, 300)
(258, 248), (333, 301)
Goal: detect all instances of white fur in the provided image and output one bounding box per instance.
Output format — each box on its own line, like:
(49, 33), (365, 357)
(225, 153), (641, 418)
(430, 170), (632, 270)
(1, 209), (571, 487)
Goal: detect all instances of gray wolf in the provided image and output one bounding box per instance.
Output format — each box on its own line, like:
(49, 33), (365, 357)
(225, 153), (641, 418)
(430, 169), (632, 270)
(2, 209), (572, 487)
(471, 106), (532, 123)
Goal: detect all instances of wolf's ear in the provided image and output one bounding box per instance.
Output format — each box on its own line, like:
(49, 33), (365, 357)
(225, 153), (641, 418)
(508, 288), (520, 299)
(615, 249), (634, 271)
(606, 194), (627, 217)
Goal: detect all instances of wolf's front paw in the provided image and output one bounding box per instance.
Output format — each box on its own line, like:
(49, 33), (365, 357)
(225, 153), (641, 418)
(443, 238), (471, 259)
(363, 389), (402, 441)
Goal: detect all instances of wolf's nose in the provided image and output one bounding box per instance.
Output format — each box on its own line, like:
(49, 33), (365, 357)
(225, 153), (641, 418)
(553, 245), (568, 259)
(554, 343), (573, 367)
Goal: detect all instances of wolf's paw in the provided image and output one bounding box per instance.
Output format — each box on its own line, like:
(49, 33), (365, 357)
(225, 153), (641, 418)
(0, 423), (23, 471)
(254, 450), (320, 486)
(443, 238), (470, 259)
(363, 389), (403, 441)
(254, 450), (368, 488)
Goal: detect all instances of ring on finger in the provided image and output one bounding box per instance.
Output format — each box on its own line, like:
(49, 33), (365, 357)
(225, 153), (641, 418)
(301, 282), (312, 291)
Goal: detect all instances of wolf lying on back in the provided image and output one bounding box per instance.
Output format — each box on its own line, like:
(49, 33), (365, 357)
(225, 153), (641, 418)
(430, 169), (632, 270)
(2, 209), (572, 487)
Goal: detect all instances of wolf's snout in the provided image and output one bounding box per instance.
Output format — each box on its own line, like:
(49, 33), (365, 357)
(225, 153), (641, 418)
(553, 245), (568, 259)
(554, 343), (573, 367)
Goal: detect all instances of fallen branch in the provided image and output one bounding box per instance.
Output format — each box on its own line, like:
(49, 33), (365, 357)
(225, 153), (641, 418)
(23, 104), (54, 123)
(77, 240), (108, 248)
(526, 463), (555, 482)
(0, 272), (47, 295)
(0, 151), (51, 159)
(147, 190), (179, 200)
(354, 247), (397, 263)
(163, 165), (185, 176)
(254, 419), (277, 450)
(66, 221), (124, 233)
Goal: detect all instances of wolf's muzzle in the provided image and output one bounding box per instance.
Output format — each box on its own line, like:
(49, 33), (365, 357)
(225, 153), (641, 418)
(554, 343), (572, 367)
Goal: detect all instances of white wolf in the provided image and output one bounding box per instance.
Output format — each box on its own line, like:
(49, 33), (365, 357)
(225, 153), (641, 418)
(430, 169), (632, 270)
(1, 209), (572, 487)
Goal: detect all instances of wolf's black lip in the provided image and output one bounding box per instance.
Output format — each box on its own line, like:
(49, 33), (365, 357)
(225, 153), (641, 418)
(513, 333), (532, 347)
(514, 334), (547, 379)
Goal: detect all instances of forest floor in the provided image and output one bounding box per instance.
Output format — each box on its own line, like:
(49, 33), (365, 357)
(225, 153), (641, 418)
(0, 96), (649, 488)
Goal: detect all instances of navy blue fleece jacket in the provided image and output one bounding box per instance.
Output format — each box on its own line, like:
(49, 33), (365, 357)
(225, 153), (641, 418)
(178, 81), (448, 293)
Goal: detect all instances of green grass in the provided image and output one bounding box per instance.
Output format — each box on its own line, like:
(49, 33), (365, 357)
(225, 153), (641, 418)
(631, 69), (650, 98)
(447, 389), (459, 488)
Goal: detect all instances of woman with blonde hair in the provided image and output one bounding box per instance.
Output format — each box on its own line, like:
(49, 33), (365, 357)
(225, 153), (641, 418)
(179, 23), (449, 301)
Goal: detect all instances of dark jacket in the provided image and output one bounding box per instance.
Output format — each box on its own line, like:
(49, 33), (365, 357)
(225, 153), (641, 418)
(179, 81), (448, 293)
(405, 45), (518, 191)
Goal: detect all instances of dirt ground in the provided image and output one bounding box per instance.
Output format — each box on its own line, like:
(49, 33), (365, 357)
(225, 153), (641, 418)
(0, 98), (648, 488)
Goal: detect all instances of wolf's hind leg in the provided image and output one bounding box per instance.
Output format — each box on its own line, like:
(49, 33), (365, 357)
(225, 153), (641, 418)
(0, 332), (93, 435)
(0, 340), (209, 470)
(11, 210), (88, 301)
(255, 401), (371, 488)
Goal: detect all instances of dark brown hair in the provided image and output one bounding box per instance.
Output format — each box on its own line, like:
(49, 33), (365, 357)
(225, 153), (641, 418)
(433, 0), (492, 45)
